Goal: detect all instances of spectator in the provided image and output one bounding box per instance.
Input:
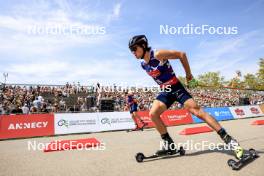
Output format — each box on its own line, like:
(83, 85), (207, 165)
(30, 106), (37, 114)
(33, 97), (41, 111)
(11, 105), (23, 114)
(41, 104), (49, 113)
(22, 104), (29, 114)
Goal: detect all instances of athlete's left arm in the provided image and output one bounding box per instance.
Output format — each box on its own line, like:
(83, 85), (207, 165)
(155, 50), (193, 81)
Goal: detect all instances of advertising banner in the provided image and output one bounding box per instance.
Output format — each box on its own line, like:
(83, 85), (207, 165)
(54, 113), (100, 135)
(161, 109), (193, 126)
(98, 112), (135, 131)
(137, 109), (193, 128)
(229, 105), (263, 119)
(192, 107), (234, 123)
(136, 111), (155, 128)
(0, 114), (54, 140)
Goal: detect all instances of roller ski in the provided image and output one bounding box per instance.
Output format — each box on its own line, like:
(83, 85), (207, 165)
(227, 148), (259, 170)
(219, 129), (259, 170)
(135, 121), (147, 131)
(126, 122), (147, 132)
(135, 146), (185, 163)
(135, 133), (185, 162)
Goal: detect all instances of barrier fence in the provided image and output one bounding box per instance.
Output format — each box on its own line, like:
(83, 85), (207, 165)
(1, 105), (263, 140)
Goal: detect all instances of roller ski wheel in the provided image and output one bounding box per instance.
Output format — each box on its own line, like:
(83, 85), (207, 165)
(248, 148), (258, 158)
(227, 159), (238, 170)
(135, 153), (145, 163)
(179, 146), (185, 156)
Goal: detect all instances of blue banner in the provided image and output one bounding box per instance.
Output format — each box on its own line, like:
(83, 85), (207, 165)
(192, 107), (234, 123)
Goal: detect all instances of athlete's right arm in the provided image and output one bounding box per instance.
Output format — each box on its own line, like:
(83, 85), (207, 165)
(154, 49), (183, 60)
(155, 50), (192, 80)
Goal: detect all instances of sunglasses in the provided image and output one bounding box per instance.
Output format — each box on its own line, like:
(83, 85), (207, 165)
(130, 46), (138, 52)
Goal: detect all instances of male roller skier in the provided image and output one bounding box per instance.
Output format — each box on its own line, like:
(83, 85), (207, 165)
(128, 35), (244, 159)
(127, 91), (147, 130)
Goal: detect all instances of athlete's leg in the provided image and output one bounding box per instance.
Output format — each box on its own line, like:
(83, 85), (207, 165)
(184, 98), (244, 158)
(149, 99), (176, 154)
(183, 98), (221, 131)
(133, 111), (144, 123)
(133, 111), (147, 128)
(149, 100), (167, 134)
(130, 112), (140, 129)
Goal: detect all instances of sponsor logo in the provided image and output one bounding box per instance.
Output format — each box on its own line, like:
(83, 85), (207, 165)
(167, 113), (188, 120)
(214, 112), (220, 116)
(58, 119), (69, 128)
(214, 110), (231, 117)
(234, 108), (245, 116)
(162, 77), (178, 87)
(250, 107), (260, 114)
(148, 69), (161, 78)
(140, 116), (152, 123)
(57, 119), (96, 128)
(100, 117), (133, 125)
(101, 118), (111, 125)
(8, 122), (48, 130)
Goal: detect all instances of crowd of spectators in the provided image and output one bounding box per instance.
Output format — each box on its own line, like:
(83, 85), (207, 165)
(0, 83), (263, 115)
(0, 82), (92, 115)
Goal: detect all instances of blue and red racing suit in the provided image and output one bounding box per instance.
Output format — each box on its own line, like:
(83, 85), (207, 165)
(127, 94), (138, 114)
(140, 49), (192, 108)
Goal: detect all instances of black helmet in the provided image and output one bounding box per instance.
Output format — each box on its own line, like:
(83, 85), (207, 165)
(128, 35), (150, 59)
(129, 35), (148, 49)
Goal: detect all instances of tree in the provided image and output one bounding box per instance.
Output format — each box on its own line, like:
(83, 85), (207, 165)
(243, 73), (258, 89)
(257, 58), (264, 90)
(228, 77), (244, 89)
(197, 72), (224, 87)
